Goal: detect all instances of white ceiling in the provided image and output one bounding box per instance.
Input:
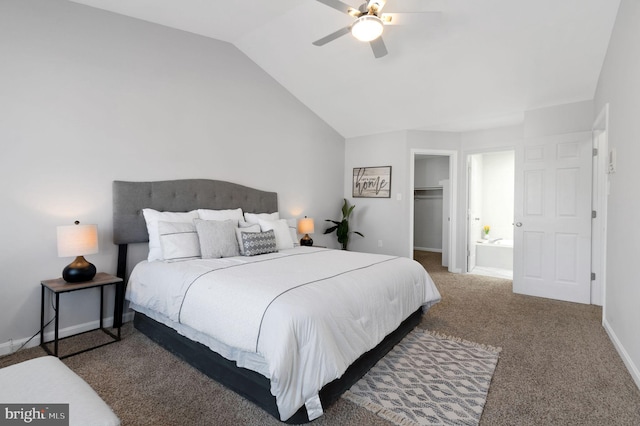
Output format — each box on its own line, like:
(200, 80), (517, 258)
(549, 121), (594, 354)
(70, 0), (620, 138)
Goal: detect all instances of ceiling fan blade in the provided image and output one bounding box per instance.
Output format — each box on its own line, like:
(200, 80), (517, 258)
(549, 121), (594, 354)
(370, 37), (388, 58)
(312, 26), (352, 46)
(316, 0), (359, 16)
(381, 11), (442, 26)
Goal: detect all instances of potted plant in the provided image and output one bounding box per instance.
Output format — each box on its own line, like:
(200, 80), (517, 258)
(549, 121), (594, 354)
(324, 199), (364, 250)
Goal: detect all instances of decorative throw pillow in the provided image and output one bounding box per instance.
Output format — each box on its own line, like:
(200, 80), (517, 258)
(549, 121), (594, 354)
(158, 221), (201, 261)
(241, 230), (278, 256)
(142, 209), (199, 262)
(243, 211), (279, 224)
(235, 223), (261, 255)
(197, 208), (244, 224)
(194, 219), (240, 258)
(258, 218), (294, 250)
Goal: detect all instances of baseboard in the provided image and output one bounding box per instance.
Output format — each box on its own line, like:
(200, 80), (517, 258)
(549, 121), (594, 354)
(414, 247), (442, 253)
(0, 311), (135, 357)
(603, 317), (640, 391)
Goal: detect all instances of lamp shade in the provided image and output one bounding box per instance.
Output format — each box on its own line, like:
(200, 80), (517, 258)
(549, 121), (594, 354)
(57, 223), (99, 257)
(297, 217), (315, 235)
(351, 15), (384, 42)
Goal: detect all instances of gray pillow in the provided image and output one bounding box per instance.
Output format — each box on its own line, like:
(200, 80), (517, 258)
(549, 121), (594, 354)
(194, 219), (240, 258)
(241, 230), (278, 256)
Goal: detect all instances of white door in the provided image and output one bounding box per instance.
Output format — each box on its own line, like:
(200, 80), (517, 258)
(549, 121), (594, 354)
(513, 133), (592, 304)
(467, 155), (482, 272)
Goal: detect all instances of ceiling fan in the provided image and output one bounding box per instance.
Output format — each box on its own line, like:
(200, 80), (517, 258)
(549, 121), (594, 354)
(312, 0), (436, 58)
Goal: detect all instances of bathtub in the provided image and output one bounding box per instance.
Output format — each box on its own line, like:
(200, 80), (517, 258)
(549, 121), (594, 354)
(476, 239), (513, 270)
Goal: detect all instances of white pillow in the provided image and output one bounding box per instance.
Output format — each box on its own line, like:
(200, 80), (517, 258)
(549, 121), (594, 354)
(197, 208), (244, 224)
(158, 221), (201, 261)
(142, 209), (199, 261)
(235, 223), (261, 255)
(258, 218), (294, 250)
(286, 218), (299, 246)
(289, 227), (299, 246)
(244, 212), (279, 224)
(193, 219), (240, 258)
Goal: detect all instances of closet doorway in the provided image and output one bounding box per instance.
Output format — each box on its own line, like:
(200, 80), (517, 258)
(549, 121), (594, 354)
(410, 149), (457, 273)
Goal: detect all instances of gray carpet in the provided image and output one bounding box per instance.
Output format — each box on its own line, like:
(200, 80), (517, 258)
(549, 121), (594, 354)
(2, 251), (639, 425)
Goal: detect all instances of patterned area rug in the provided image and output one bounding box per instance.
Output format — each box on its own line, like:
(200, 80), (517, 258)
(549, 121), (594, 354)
(343, 328), (501, 426)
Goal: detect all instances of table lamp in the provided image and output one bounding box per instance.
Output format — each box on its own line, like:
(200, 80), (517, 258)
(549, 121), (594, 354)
(57, 221), (99, 283)
(297, 216), (315, 247)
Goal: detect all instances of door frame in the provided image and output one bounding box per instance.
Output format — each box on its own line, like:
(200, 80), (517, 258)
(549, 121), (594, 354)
(409, 149), (458, 273)
(466, 153), (483, 273)
(591, 103), (609, 306)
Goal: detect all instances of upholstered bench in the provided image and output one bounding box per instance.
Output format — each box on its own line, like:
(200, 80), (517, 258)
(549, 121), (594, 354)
(0, 356), (120, 426)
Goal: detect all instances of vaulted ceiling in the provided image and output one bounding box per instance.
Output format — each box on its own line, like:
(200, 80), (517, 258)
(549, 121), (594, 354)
(70, 0), (620, 138)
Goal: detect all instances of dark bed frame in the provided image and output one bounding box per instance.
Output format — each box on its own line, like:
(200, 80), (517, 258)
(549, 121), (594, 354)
(112, 179), (421, 423)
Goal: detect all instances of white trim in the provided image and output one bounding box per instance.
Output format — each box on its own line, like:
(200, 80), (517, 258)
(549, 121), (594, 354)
(409, 149), (458, 273)
(0, 311), (135, 357)
(603, 317), (640, 391)
(413, 247), (442, 253)
(591, 103), (609, 307)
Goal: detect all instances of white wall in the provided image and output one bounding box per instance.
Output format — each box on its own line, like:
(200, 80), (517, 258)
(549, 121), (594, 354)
(344, 130), (463, 258)
(345, 102), (594, 269)
(524, 100), (595, 138)
(594, 0), (640, 388)
(0, 0), (344, 352)
(414, 157), (449, 188)
(460, 125), (523, 152)
(343, 131), (408, 255)
(413, 195), (443, 250)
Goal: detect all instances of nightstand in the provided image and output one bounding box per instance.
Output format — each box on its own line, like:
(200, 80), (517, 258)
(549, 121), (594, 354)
(40, 272), (124, 359)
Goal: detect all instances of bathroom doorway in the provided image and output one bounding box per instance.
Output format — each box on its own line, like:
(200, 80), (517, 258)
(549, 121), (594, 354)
(467, 150), (515, 279)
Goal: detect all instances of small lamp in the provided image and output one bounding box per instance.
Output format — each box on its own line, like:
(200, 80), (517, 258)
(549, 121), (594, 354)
(297, 216), (315, 247)
(57, 221), (99, 283)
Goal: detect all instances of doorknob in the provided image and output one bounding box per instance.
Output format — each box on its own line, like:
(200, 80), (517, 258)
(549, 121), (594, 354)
(515, 222), (522, 227)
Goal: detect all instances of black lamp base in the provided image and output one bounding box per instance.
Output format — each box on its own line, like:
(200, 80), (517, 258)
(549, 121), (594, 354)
(300, 235), (314, 246)
(62, 256), (97, 283)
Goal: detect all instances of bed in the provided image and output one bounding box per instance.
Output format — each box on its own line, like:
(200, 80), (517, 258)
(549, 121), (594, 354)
(112, 179), (440, 423)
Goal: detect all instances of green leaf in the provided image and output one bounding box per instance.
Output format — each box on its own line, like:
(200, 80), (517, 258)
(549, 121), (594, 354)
(324, 225), (338, 234)
(341, 199), (349, 218)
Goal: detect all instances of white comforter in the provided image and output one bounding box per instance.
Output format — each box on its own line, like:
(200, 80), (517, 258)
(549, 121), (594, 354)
(126, 247), (440, 421)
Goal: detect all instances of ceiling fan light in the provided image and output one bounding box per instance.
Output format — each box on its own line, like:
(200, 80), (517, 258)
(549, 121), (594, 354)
(351, 15), (384, 42)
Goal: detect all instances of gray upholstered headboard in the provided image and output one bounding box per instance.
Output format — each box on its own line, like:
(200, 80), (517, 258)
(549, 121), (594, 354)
(112, 179), (278, 245)
(111, 179), (278, 327)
